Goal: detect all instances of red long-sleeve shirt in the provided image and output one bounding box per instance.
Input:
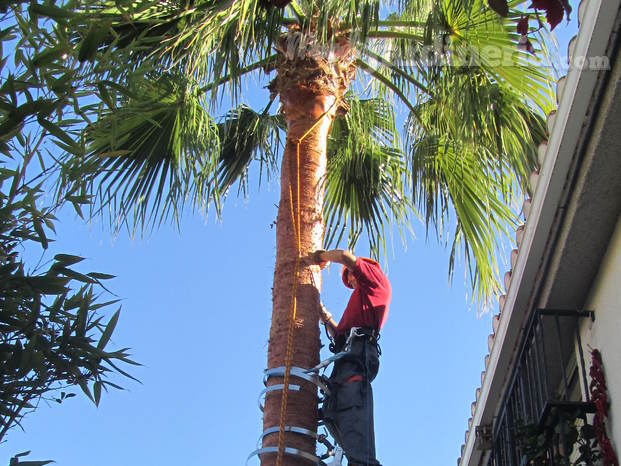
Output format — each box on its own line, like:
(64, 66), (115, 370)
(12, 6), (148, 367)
(335, 257), (392, 336)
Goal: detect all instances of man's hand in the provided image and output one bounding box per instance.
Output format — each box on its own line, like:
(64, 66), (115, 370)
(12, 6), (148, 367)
(319, 303), (332, 322)
(318, 303), (337, 337)
(309, 249), (329, 269)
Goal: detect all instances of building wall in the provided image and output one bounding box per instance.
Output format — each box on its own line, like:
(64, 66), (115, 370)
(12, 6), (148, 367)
(582, 212), (621, 453)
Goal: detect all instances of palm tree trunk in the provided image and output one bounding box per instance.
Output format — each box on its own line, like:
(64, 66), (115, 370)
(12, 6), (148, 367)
(261, 89), (338, 465)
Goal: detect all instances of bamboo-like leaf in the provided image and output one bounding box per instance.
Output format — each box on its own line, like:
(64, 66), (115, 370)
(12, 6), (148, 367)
(58, 267), (97, 284)
(77, 378), (94, 403)
(97, 308), (120, 351)
(53, 254), (84, 267)
(93, 380), (102, 406)
(87, 272), (116, 280)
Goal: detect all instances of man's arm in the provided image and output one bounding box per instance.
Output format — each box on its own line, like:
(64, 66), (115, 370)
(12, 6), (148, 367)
(313, 249), (357, 270)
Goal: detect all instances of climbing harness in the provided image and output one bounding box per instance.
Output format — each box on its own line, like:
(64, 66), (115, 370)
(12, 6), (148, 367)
(307, 326), (376, 373)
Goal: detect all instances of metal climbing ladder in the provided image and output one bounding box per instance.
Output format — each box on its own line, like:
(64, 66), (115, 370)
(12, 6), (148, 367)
(246, 362), (343, 465)
(247, 329), (366, 465)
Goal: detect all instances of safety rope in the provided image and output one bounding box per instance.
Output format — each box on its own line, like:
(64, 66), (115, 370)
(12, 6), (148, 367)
(275, 101), (336, 466)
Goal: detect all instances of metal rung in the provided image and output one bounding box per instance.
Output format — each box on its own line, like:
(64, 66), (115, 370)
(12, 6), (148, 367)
(264, 366), (330, 395)
(257, 384), (301, 412)
(260, 425), (318, 442)
(254, 426), (334, 460)
(246, 446), (326, 465)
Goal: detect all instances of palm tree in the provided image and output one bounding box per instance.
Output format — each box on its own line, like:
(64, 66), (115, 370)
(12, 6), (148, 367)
(55, 0), (553, 463)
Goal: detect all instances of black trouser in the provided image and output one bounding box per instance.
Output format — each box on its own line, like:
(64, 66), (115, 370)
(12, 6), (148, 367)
(322, 331), (381, 466)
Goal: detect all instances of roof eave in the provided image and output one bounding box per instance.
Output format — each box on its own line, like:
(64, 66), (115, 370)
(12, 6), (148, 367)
(460, 1), (621, 464)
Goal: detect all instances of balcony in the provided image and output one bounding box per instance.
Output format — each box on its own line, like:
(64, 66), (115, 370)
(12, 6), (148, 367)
(479, 309), (598, 466)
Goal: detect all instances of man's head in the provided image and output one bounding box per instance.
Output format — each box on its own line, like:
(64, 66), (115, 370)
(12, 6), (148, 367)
(342, 266), (358, 289)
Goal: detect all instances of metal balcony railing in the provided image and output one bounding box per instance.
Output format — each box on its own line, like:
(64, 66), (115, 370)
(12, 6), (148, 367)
(481, 309), (596, 466)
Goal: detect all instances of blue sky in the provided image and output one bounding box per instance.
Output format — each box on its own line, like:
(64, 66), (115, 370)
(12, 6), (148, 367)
(1, 13), (578, 466)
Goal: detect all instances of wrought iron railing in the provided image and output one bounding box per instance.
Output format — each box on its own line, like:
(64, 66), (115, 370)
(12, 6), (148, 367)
(481, 309), (596, 466)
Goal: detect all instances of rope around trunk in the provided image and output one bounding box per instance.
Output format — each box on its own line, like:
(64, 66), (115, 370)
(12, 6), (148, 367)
(275, 101), (336, 466)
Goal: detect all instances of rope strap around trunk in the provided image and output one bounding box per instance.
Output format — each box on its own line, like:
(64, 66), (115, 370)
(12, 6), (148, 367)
(275, 101), (336, 466)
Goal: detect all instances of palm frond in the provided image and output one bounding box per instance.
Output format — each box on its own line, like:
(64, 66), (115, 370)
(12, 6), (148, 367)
(71, 0), (282, 106)
(409, 134), (516, 302)
(406, 70), (547, 303)
(324, 95), (411, 258)
(355, 59), (421, 121)
(59, 73), (220, 233)
(214, 104), (285, 212)
(369, 0), (553, 305)
(408, 68), (546, 191)
(441, 0), (555, 114)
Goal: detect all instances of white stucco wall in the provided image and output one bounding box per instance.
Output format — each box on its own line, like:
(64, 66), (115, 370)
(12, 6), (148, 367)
(581, 212), (621, 454)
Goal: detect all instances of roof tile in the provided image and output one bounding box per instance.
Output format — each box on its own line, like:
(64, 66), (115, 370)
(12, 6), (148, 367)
(516, 223), (526, 246)
(538, 142), (548, 166)
(504, 270), (513, 292)
(492, 314), (501, 334)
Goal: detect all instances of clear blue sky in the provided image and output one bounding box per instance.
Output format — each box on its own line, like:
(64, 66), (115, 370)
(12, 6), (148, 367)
(1, 15), (577, 466)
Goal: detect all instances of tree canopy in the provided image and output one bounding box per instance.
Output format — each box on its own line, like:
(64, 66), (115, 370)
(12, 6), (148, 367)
(4, 0), (555, 305)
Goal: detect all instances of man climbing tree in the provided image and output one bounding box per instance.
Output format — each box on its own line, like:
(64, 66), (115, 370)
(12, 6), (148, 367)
(311, 249), (391, 466)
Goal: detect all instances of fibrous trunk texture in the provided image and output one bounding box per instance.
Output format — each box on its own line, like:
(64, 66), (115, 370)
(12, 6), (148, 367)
(261, 31), (355, 466)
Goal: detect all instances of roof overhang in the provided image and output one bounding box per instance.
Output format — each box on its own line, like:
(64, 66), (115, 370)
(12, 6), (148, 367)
(461, 1), (621, 464)
(539, 31), (621, 309)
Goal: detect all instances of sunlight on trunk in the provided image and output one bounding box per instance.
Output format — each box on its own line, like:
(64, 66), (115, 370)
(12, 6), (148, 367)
(261, 90), (337, 465)
(260, 28), (355, 465)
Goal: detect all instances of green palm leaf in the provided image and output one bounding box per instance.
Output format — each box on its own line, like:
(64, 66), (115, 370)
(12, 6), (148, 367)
(70, 0), (281, 104)
(60, 76), (285, 230)
(407, 71), (547, 301)
(215, 104), (285, 209)
(62, 73), (220, 231)
(411, 134), (513, 302)
(324, 96), (410, 257)
(442, 0), (555, 114)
